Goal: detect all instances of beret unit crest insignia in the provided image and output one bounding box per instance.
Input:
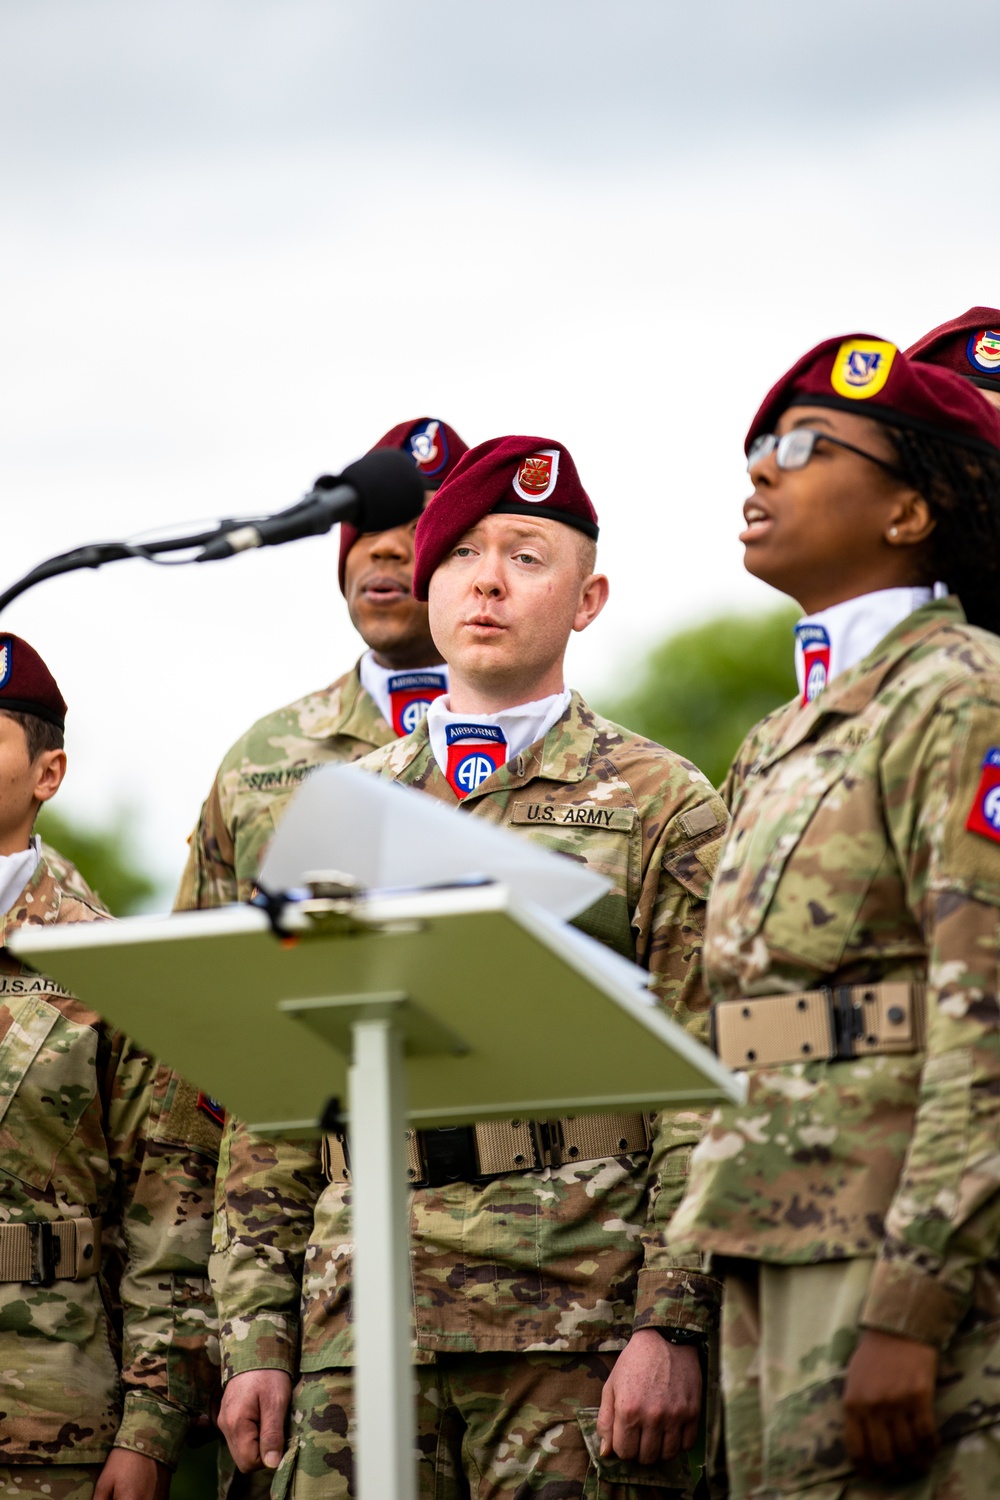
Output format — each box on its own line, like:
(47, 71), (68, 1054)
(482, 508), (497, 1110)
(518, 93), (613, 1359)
(512, 449), (560, 502)
(830, 339), (897, 400)
(968, 329), (1000, 375)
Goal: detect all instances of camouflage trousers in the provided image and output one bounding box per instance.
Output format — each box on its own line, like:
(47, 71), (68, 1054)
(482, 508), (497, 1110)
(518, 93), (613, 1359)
(0, 1469), (101, 1499)
(270, 1352), (697, 1499)
(719, 1256), (1000, 1500)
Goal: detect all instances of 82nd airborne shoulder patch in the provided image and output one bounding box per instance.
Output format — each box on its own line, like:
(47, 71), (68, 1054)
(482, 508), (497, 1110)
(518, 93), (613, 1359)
(197, 1091), (226, 1127)
(966, 747), (1000, 844)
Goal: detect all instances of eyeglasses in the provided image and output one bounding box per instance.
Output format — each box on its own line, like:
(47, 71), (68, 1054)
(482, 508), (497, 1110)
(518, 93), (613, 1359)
(747, 428), (904, 479)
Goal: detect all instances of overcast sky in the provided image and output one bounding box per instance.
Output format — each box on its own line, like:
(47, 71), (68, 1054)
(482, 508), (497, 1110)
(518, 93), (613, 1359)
(2, 0), (998, 899)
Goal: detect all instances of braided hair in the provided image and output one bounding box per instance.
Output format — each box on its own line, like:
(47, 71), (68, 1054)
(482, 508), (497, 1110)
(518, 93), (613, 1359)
(884, 425), (1000, 636)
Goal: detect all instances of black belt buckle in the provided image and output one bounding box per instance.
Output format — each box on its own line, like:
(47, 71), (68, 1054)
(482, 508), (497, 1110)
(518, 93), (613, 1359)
(420, 1127), (480, 1188)
(28, 1222), (58, 1286)
(829, 985), (863, 1060)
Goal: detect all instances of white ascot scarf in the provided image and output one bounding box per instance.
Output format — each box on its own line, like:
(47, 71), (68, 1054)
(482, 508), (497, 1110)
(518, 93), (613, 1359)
(358, 651), (448, 729)
(794, 585), (945, 703)
(426, 690), (572, 776)
(0, 834), (41, 916)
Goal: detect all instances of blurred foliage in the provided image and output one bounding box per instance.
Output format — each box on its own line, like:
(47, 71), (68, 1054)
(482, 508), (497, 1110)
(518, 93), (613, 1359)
(600, 606), (799, 789)
(36, 806), (159, 916)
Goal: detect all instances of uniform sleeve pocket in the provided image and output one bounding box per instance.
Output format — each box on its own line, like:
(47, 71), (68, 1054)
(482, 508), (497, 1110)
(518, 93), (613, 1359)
(885, 1047), (973, 1249)
(268, 1438), (299, 1500)
(154, 1074), (224, 1161)
(575, 1407), (694, 1495)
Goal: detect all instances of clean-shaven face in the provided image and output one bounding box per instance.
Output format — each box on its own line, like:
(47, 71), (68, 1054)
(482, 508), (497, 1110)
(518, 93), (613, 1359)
(0, 713), (65, 853)
(427, 513), (607, 704)
(343, 503), (442, 667)
(741, 404), (927, 612)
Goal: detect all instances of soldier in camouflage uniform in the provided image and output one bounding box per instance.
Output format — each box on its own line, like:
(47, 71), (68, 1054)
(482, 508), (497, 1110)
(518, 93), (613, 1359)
(0, 634), (221, 1500)
(668, 334), (1000, 1497)
(213, 436), (729, 1498)
(175, 419), (467, 1494)
(176, 417), (468, 910)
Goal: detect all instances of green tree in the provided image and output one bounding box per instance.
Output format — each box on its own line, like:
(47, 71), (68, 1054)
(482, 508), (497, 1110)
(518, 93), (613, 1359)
(599, 606), (799, 789)
(36, 806), (159, 915)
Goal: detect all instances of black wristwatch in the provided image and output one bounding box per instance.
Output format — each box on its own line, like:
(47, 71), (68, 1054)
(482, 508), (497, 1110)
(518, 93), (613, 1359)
(653, 1326), (705, 1346)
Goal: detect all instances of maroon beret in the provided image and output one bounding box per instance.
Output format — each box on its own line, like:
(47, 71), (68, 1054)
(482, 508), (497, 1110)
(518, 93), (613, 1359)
(905, 307), (1000, 393)
(338, 417), (469, 592)
(412, 436), (599, 601)
(0, 635), (67, 731)
(745, 332), (1000, 457)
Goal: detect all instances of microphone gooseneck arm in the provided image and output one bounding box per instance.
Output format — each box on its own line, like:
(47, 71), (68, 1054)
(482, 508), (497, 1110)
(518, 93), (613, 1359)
(0, 525), (233, 617)
(0, 448), (427, 618)
(195, 484), (358, 562)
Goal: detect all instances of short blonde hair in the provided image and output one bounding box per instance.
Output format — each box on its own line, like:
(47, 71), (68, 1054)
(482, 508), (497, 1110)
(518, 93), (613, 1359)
(574, 531), (598, 580)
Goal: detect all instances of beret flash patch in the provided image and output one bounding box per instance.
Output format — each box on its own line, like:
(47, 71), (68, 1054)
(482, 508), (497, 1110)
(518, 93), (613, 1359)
(0, 641), (10, 691)
(830, 339), (897, 400)
(513, 449), (559, 502)
(408, 419), (449, 478)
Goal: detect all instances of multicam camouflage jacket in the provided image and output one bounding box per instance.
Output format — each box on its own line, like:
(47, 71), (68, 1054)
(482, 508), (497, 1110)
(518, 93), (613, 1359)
(211, 692), (729, 1377)
(175, 663), (393, 910)
(0, 847), (222, 1467)
(670, 597), (1000, 1353)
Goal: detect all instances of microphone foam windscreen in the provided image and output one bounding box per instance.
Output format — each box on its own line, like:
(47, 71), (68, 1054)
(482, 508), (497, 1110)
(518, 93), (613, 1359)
(340, 448), (426, 534)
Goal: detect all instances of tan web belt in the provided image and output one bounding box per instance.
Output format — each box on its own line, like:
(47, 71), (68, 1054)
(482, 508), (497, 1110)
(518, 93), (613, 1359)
(0, 1217), (101, 1286)
(711, 982), (926, 1071)
(323, 1113), (654, 1189)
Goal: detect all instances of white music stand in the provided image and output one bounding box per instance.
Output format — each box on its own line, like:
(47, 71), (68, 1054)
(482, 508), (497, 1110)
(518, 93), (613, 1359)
(11, 772), (744, 1500)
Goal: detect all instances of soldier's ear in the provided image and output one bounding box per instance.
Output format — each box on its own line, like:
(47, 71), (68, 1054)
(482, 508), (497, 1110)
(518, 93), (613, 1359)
(573, 573), (609, 634)
(33, 749), (66, 806)
(885, 489), (935, 548)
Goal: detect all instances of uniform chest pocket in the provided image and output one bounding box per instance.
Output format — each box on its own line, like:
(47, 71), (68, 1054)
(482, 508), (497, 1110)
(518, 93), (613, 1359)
(712, 744), (889, 972)
(0, 992), (98, 1192)
(509, 801), (639, 958)
(230, 797), (283, 900)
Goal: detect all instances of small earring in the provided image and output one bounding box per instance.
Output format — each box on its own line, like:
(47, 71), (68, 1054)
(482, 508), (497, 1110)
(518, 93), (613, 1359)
(888, 526), (899, 539)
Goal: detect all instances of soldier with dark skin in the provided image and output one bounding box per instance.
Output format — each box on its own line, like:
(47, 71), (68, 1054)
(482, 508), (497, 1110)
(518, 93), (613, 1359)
(668, 335), (1000, 1498)
(174, 419), (467, 1498)
(0, 636), (221, 1500)
(212, 438), (729, 1499)
(906, 305), (1000, 412)
(176, 418), (467, 911)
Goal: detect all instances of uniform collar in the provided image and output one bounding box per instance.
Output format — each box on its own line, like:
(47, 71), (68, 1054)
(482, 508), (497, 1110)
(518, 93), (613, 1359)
(0, 849), (63, 948)
(299, 660), (393, 745)
(381, 689), (594, 801)
(756, 595), (965, 773)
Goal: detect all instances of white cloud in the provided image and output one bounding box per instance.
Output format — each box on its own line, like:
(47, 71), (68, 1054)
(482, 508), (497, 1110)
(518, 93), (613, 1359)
(1, 2), (998, 899)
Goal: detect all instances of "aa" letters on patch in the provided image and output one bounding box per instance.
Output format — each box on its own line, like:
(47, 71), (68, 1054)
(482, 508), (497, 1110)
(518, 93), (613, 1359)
(966, 747), (1000, 844)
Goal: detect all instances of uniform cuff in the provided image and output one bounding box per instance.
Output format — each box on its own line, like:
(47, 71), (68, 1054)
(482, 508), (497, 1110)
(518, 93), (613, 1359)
(633, 1266), (721, 1337)
(220, 1314), (299, 1383)
(114, 1392), (190, 1469)
(859, 1254), (969, 1349)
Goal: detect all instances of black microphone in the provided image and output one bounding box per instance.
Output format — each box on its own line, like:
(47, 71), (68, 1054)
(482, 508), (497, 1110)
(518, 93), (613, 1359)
(196, 448), (426, 563)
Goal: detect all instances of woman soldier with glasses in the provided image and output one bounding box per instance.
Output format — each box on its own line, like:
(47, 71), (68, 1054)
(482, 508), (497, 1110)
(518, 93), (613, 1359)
(668, 333), (1000, 1498)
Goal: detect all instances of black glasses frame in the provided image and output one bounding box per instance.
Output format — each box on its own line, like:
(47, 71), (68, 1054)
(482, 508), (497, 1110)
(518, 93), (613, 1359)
(748, 428), (904, 480)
